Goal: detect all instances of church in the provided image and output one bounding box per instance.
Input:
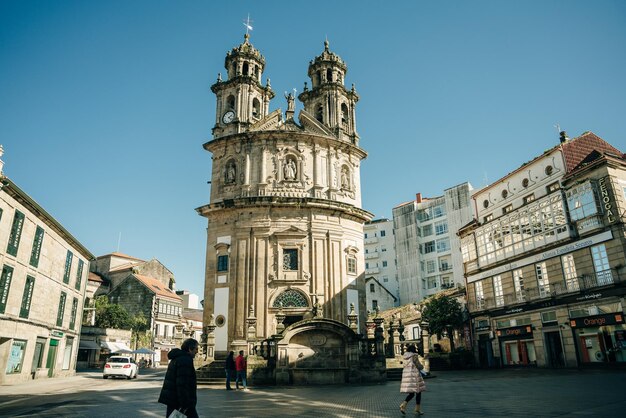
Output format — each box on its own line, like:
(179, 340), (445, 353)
(196, 33), (373, 355)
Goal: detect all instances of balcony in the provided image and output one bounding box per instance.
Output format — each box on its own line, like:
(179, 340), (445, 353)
(364, 252), (379, 260)
(575, 215), (605, 235)
(468, 269), (621, 313)
(364, 236), (379, 244)
(365, 267), (380, 274)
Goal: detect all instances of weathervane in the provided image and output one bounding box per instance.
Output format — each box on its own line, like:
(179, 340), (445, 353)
(243, 14), (253, 35)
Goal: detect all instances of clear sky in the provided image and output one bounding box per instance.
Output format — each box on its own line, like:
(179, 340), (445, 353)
(1, 1), (625, 299)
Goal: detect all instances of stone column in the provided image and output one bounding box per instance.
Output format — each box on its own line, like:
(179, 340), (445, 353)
(420, 319), (430, 374)
(205, 315), (216, 361)
(246, 305), (257, 354)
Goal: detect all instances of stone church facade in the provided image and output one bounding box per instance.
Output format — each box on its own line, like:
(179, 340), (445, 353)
(197, 35), (372, 355)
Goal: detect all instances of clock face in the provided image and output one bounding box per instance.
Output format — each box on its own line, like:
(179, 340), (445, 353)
(222, 110), (235, 124)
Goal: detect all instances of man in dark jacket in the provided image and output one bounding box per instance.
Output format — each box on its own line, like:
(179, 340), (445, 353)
(158, 338), (199, 418)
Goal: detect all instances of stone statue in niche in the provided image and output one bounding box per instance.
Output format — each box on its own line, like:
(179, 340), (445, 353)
(341, 167), (349, 189)
(226, 162), (236, 184)
(284, 158), (297, 180)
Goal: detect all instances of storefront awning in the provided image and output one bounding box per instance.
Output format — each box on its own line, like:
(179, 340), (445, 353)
(100, 341), (133, 353)
(79, 340), (101, 350)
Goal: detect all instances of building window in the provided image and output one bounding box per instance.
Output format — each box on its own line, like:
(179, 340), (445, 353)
(364, 233), (368, 239)
(474, 281), (484, 308)
(19, 276), (35, 319)
(370, 283), (375, 293)
(283, 249), (298, 271)
(382, 276), (388, 282)
(561, 254), (579, 291)
(75, 259), (84, 291)
(273, 289), (308, 308)
(541, 311), (557, 325)
(493, 275), (504, 306)
(547, 182), (560, 193)
(6, 210), (25, 256)
(381, 246), (387, 252)
(591, 244), (613, 285)
(513, 269), (525, 302)
(69, 297), (78, 330)
(57, 292), (67, 327)
(483, 214), (493, 223)
(29, 226), (45, 268)
(422, 224), (433, 237)
(436, 237), (450, 252)
(536, 262), (550, 298)
(566, 181), (599, 221)
(217, 255), (229, 272)
(380, 230), (386, 237)
(347, 256), (357, 274)
(365, 262), (369, 269)
(433, 204), (446, 218)
(382, 261), (388, 267)
(427, 277), (438, 289)
(424, 241), (435, 254)
(63, 251), (73, 284)
(502, 204), (513, 214)
(523, 194), (536, 204)
(426, 260), (436, 274)
(372, 300), (378, 311)
(0, 265), (14, 314)
(435, 220), (448, 235)
(5, 340), (27, 374)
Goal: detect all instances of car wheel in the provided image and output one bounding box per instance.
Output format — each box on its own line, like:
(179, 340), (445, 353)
(103, 375), (108, 379)
(133, 371), (138, 379)
(127, 374), (131, 380)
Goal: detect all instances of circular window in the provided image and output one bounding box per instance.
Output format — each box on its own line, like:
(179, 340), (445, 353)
(501, 190), (508, 199)
(215, 315), (226, 327)
(483, 199), (489, 208)
(522, 178), (529, 188)
(545, 165), (553, 175)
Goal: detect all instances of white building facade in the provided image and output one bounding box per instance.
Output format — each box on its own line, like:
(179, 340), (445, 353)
(393, 183), (473, 305)
(364, 219), (399, 305)
(0, 153), (93, 383)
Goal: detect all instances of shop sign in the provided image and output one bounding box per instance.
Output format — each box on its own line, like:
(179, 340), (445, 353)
(569, 313), (624, 329)
(51, 330), (64, 338)
(598, 177), (616, 224)
(475, 324), (491, 332)
(496, 325), (533, 338)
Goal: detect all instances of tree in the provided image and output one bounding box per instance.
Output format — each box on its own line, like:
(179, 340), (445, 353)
(94, 295), (133, 329)
(421, 295), (464, 352)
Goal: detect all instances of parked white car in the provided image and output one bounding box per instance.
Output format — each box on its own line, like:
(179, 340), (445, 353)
(103, 356), (138, 379)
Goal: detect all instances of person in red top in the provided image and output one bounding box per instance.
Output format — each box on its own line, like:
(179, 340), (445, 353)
(235, 350), (248, 390)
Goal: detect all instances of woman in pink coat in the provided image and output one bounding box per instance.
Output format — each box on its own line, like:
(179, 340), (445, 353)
(399, 345), (426, 415)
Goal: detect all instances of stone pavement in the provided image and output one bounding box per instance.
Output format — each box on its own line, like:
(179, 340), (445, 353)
(0, 368), (624, 417)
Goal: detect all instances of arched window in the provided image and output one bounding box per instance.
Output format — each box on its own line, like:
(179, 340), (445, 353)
(242, 62), (249, 76)
(316, 71), (322, 86)
(252, 98), (260, 118)
(316, 105), (324, 123)
(227, 95), (235, 110)
(232, 62), (237, 76)
(326, 68), (333, 82)
(255, 65), (260, 80)
(341, 103), (349, 125)
(273, 290), (308, 308)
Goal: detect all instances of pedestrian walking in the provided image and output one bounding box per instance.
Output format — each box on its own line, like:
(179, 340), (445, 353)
(235, 350), (248, 390)
(158, 338), (199, 418)
(225, 350), (236, 390)
(399, 345), (426, 415)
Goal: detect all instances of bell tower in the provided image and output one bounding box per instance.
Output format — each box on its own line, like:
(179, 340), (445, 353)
(299, 40), (359, 145)
(211, 33), (275, 138)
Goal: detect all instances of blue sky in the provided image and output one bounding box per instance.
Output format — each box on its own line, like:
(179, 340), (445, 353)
(1, 1), (625, 298)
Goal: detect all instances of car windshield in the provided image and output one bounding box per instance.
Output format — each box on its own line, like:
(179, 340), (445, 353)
(108, 357), (130, 363)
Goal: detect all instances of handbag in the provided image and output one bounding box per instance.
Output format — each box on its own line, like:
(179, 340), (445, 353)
(168, 409), (187, 418)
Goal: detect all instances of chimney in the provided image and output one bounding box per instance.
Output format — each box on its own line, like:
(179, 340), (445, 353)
(559, 131), (568, 144)
(416, 193), (422, 203)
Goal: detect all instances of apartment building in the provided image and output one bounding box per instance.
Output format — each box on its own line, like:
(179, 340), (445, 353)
(393, 182), (473, 305)
(364, 219), (398, 309)
(460, 131), (626, 368)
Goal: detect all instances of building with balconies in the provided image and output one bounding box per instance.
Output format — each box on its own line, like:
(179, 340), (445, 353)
(460, 131), (626, 368)
(393, 183), (473, 305)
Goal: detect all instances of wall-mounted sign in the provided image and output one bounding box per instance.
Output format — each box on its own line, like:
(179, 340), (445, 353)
(496, 325), (533, 338)
(51, 330), (64, 338)
(598, 177), (616, 224)
(569, 313), (624, 329)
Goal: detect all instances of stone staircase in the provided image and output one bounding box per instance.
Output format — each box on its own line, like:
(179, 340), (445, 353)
(196, 352), (228, 386)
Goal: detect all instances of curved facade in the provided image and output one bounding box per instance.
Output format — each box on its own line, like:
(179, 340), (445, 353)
(197, 35), (372, 354)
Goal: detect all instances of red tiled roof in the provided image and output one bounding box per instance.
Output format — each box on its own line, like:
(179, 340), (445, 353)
(88, 272), (104, 282)
(134, 274), (181, 301)
(562, 131), (623, 173)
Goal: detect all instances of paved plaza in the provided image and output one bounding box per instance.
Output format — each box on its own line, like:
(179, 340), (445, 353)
(0, 368), (624, 417)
